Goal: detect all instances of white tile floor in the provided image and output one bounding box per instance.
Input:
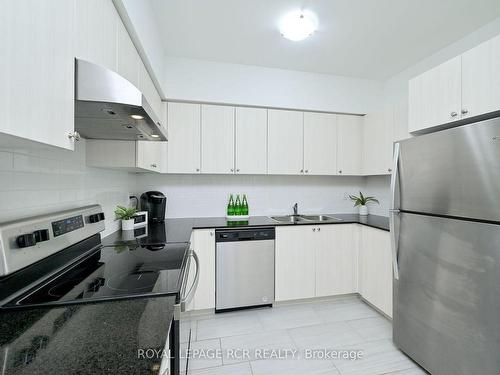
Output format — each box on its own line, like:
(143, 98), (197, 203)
(183, 296), (428, 375)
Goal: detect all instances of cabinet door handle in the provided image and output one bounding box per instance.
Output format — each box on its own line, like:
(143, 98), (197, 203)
(151, 164), (157, 168)
(196, 168), (200, 172)
(312, 228), (316, 232)
(461, 108), (469, 115)
(305, 170), (309, 173)
(450, 111), (458, 118)
(388, 168), (392, 172)
(300, 169), (304, 173)
(236, 169), (240, 172)
(68, 131), (81, 141)
(317, 227), (321, 232)
(338, 170), (342, 174)
(230, 168), (234, 172)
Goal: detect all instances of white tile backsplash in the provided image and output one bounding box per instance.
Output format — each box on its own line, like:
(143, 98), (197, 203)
(0, 139), (132, 237)
(133, 174), (384, 218)
(364, 175), (391, 216)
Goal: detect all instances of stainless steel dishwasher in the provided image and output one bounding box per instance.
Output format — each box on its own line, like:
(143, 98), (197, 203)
(215, 227), (275, 312)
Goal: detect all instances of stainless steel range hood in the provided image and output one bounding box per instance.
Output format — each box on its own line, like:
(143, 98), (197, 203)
(74, 59), (167, 141)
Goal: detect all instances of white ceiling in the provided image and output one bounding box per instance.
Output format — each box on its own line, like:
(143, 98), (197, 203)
(150, 0), (500, 81)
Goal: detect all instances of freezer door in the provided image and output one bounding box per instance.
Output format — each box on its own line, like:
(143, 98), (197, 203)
(393, 212), (500, 375)
(398, 116), (500, 221)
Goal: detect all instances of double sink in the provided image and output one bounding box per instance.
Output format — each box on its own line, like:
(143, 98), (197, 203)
(269, 214), (342, 223)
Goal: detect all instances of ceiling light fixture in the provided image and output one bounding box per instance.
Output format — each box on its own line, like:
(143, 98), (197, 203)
(151, 134), (160, 138)
(280, 10), (317, 41)
(130, 114), (144, 120)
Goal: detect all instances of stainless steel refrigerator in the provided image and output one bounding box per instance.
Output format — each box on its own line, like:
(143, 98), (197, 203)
(390, 117), (500, 375)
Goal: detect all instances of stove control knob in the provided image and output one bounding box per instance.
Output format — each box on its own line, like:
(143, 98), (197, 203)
(16, 233), (37, 248)
(34, 229), (50, 243)
(88, 212), (105, 223)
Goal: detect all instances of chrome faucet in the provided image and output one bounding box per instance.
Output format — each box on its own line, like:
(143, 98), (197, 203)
(293, 203), (298, 216)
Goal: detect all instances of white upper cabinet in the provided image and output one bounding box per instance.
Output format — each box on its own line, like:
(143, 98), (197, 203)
(85, 140), (165, 172)
(235, 107), (268, 174)
(493, 34), (500, 112)
(138, 61), (163, 121)
(363, 109), (393, 175)
(116, 20), (140, 88)
(408, 33), (500, 134)
(462, 34), (500, 119)
(0, 0), (76, 150)
(201, 105), (235, 174)
(393, 97), (411, 143)
(75, 0), (117, 71)
(136, 141), (167, 173)
(337, 115), (364, 175)
(303, 113), (337, 175)
(1, 0), (166, 152)
(409, 56), (462, 133)
(167, 102), (201, 174)
(267, 109), (304, 175)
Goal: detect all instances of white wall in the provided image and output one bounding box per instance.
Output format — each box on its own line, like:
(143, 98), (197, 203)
(0, 139), (132, 237)
(163, 57), (384, 114)
(133, 174), (371, 218)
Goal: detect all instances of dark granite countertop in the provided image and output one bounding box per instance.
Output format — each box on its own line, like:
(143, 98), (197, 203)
(0, 213), (387, 374)
(161, 213), (389, 242)
(0, 295), (175, 374)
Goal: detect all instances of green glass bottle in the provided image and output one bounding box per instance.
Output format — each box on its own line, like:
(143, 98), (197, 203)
(227, 194), (235, 216)
(234, 194), (242, 215)
(242, 194), (249, 216)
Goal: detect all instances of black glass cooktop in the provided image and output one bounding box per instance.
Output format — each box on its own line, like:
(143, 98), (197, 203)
(6, 240), (188, 308)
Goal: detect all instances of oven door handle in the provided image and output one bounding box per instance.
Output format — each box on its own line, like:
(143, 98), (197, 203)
(180, 250), (200, 312)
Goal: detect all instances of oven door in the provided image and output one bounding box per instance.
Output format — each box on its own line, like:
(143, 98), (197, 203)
(173, 249), (199, 375)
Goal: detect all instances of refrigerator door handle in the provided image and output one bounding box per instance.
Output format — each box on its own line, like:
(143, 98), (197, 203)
(389, 210), (400, 280)
(390, 142), (401, 280)
(390, 142), (401, 211)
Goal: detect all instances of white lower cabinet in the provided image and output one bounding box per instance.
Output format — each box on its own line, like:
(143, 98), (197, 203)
(275, 224), (359, 301)
(186, 224), (392, 317)
(276, 224), (392, 316)
(188, 229), (215, 311)
(275, 226), (316, 301)
(359, 226), (393, 317)
(315, 225), (359, 297)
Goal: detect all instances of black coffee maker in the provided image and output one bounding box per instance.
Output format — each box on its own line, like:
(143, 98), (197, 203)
(140, 191), (166, 223)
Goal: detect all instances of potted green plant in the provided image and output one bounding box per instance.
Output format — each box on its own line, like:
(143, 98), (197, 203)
(114, 205), (138, 230)
(349, 191), (379, 216)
